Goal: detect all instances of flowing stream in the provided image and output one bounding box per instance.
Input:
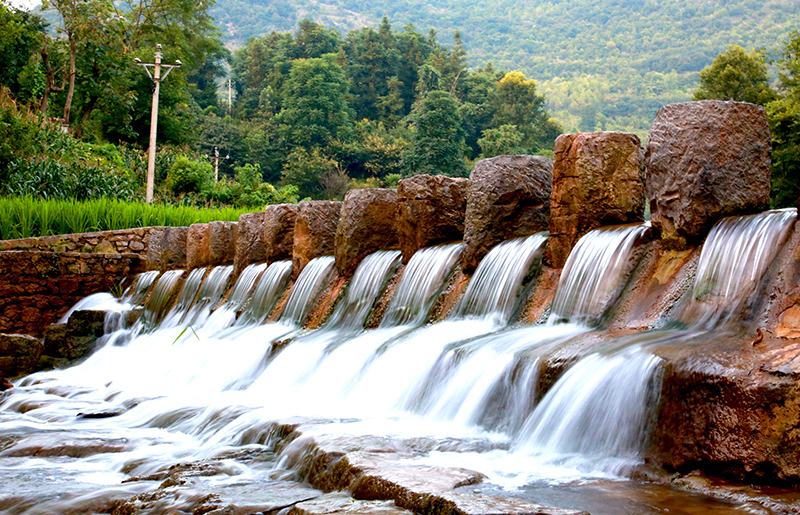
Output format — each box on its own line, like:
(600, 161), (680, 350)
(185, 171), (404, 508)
(0, 211), (798, 514)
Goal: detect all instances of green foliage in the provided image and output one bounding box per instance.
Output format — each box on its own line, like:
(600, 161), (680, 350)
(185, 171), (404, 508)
(206, 163), (300, 207)
(768, 30), (800, 208)
(478, 124), (526, 159)
(167, 156), (213, 195)
(0, 196), (249, 239)
(281, 147), (341, 198)
(0, 5), (47, 102)
(276, 54), (355, 149)
(693, 45), (775, 105)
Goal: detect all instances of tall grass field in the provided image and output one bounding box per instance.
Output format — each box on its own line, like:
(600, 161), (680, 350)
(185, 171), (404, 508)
(0, 197), (253, 240)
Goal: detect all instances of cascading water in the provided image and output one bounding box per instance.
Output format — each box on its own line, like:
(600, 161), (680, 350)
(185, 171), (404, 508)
(201, 263), (267, 334)
(279, 256), (336, 326)
(237, 260), (292, 325)
(122, 269), (160, 306)
(451, 234), (547, 325)
(179, 265), (234, 328)
(2, 209), (799, 515)
(380, 243), (462, 327)
(161, 267), (206, 327)
(683, 208), (797, 329)
(549, 224), (650, 324)
(142, 269), (184, 325)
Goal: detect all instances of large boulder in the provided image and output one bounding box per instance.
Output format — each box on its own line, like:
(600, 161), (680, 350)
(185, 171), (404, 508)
(545, 132), (646, 268)
(645, 101), (771, 249)
(263, 204), (298, 262)
(186, 223), (211, 270)
(234, 212), (267, 276)
(651, 336), (800, 485)
(0, 333), (43, 377)
(397, 174), (469, 264)
(43, 309), (106, 360)
(146, 227), (188, 271)
(462, 155), (552, 273)
(335, 189), (399, 277)
(208, 221), (236, 266)
(293, 200), (342, 279)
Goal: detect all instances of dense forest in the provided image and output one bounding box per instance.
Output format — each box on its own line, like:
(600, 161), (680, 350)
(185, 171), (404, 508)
(0, 0), (798, 216)
(210, 0), (799, 136)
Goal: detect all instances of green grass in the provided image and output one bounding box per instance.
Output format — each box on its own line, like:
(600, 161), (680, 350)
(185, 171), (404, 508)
(0, 196), (253, 240)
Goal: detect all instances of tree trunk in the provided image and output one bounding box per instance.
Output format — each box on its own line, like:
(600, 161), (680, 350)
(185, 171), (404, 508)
(63, 35), (77, 127)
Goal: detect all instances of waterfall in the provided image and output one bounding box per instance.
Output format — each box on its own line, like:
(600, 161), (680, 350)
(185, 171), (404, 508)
(237, 260), (292, 325)
(322, 250), (401, 330)
(380, 243), (462, 327)
(549, 224), (649, 324)
(142, 270), (184, 325)
(684, 208), (797, 329)
(450, 233), (547, 325)
(180, 265), (234, 327)
(161, 267), (206, 327)
(279, 256), (336, 326)
(122, 270), (160, 306)
(197, 263), (268, 334)
(512, 346), (663, 476)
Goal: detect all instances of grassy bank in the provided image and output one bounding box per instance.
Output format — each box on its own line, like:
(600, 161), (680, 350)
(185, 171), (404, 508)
(0, 197), (253, 240)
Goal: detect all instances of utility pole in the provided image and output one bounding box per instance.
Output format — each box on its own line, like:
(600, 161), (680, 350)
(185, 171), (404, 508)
(209, 146), (230, 182)
(135, 44), (181, 204)
(228, 78), (233, 117)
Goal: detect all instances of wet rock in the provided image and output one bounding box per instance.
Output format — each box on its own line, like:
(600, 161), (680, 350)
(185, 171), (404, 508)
(264, 204), (298, 262)
(335, 189), (399, 277)
(546, 132), (646, 268)
(186, 223), (211, 270)
(234, 212), (267, 276)
(650, 337), (800, 485)
(0, 333), (43, 377)
(397, 174), (469, 264)
(462, 155), (552, 273)
(293, 201), (342, 279)
(290, 494), (411, 515)
(645, 101), (771, 249)
(209, 221), (237, 266)
(1, 377), (13, 390)
(42, 310), (105, 361)
(145, 229), (164, 270)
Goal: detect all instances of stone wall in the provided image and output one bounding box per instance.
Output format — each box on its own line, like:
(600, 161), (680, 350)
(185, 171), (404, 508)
(0, 251), (143, 337)
(0, 227), (163, 256)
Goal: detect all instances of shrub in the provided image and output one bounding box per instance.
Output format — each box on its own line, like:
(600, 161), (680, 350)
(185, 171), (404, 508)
(167, 156), (213, 195)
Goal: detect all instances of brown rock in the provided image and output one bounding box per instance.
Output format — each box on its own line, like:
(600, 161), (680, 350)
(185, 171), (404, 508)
(145, 230), (164, 271)
(397, 174), (469, 264)
(0, 333), (43, 377)
(335, 189), (399, 277)
(209, 221), (237, 266)
(93, 240), (116, 254)
(293, 201), (342, 279)
(47, 310), (107, 360)
(462, 155), (552, 273)
(161, 226), (189, 270)
(264, 204), (298, 262)
(545, 132), (646, 268)
(645, 101), (771, 249)
(234, 212), (267, 276)
(186, 223), (211, 270)
(650, 337), (800, 485)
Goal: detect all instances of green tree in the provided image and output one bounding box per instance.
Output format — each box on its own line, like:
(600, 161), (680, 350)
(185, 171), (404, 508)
(0, 5), (47, 102)
(767, 32), (800, 208)
(281, 147), (340, 198)
(478, 124), (526, 158)
(167, 156), (212, 195)
(492, 71), (556, 152)
(401, 90), (468, 177)
(276, 54), (354, 149)
(693, 44), (775, 105)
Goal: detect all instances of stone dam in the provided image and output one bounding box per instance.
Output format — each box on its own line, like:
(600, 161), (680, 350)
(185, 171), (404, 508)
(1, 100), (800, 514)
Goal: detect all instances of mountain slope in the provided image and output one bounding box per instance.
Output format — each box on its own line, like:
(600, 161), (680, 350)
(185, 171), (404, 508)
(212, 0), (799, 136)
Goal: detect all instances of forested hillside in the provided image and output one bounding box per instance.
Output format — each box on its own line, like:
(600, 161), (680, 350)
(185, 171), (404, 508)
(212, 0), (799, 135)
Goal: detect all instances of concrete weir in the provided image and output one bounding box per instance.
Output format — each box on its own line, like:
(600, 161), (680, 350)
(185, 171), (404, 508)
(3, 101), (800, 515)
